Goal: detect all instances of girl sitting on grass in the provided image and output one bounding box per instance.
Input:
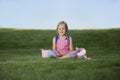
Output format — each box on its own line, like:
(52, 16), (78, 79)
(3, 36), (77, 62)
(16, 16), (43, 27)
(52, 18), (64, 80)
(47, 21), (90, 59)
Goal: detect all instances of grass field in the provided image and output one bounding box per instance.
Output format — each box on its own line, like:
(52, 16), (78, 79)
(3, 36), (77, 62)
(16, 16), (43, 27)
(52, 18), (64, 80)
(0, 28), (120, 80)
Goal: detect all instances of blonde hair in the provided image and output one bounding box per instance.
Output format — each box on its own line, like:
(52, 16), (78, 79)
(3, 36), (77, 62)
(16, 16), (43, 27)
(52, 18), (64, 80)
(56, 21), (68, 33)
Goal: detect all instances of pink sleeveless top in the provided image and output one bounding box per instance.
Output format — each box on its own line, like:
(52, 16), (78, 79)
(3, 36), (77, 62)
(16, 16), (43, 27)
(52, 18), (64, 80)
(56, 36), (70, 54)
(55, 36), (78, 56)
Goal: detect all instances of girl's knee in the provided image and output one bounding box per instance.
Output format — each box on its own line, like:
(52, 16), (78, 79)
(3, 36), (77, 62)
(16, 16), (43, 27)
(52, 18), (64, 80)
(48, 50), (57, 58)
(80, 48), (86, 51)
(78, 48), (86, 52)
(77, 48), (86, 56)
(82, 48), (86, 52)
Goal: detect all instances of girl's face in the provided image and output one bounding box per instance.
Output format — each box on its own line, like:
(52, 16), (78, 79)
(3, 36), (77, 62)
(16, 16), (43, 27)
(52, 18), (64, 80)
(57, 24), (66, 36)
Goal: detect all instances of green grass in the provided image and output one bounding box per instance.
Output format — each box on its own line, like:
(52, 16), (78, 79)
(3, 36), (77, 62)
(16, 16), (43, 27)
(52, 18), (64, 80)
(0, 28), (120, 80)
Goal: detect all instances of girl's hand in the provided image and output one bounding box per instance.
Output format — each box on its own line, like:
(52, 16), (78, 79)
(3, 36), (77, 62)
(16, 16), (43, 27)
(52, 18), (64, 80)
(59, 51), (67, 56)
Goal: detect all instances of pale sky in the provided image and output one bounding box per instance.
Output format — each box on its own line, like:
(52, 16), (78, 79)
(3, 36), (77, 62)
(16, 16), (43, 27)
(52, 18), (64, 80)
(0, 0), (120, 29)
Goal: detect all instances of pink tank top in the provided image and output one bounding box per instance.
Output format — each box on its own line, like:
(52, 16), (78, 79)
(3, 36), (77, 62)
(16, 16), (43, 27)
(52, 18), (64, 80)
(56, 36), (70, 52)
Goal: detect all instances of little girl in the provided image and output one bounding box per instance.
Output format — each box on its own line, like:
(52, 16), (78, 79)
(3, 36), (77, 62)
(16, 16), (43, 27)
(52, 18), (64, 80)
(48, 21), (90, 59)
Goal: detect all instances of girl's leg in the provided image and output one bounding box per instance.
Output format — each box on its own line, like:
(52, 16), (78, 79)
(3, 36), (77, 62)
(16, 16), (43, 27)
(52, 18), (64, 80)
(77, 48), (91, 59)
(58, 55), (69, 59)
(77, 48), (86, 56)
(77, 48), (88, 59)
(48, 50), (58, 58)
(58, 54), (76, 59)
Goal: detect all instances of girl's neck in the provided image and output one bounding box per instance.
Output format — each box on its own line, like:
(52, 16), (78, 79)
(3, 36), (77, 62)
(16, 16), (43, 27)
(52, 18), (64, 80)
(58, 34), (67, 39)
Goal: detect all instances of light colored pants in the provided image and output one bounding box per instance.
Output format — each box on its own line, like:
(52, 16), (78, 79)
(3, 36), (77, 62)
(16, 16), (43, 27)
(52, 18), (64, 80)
(48, 48), (86, 58)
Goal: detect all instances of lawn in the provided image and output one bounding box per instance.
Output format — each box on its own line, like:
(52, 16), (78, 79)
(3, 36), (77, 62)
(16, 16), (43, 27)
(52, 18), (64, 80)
(0, 28), (120, 80)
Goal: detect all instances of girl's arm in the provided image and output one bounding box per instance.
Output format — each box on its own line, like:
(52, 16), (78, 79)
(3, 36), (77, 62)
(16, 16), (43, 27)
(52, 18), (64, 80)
(52, 37), (56, 50)
(69, 37), (74, 51)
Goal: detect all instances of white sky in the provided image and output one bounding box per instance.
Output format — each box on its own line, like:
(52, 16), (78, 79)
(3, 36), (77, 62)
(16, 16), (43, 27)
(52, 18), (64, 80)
(0, 0), (120, 29)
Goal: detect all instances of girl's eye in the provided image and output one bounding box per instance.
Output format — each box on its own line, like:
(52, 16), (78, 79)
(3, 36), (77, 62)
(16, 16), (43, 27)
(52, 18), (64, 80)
(58, 28), (61, 30)
(62, 28), (65, 30)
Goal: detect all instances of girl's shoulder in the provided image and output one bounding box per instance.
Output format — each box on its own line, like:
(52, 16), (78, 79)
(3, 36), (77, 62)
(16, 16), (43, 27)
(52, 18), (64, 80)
(55, 35), (71, 43)
(55, 35), (71, 39)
